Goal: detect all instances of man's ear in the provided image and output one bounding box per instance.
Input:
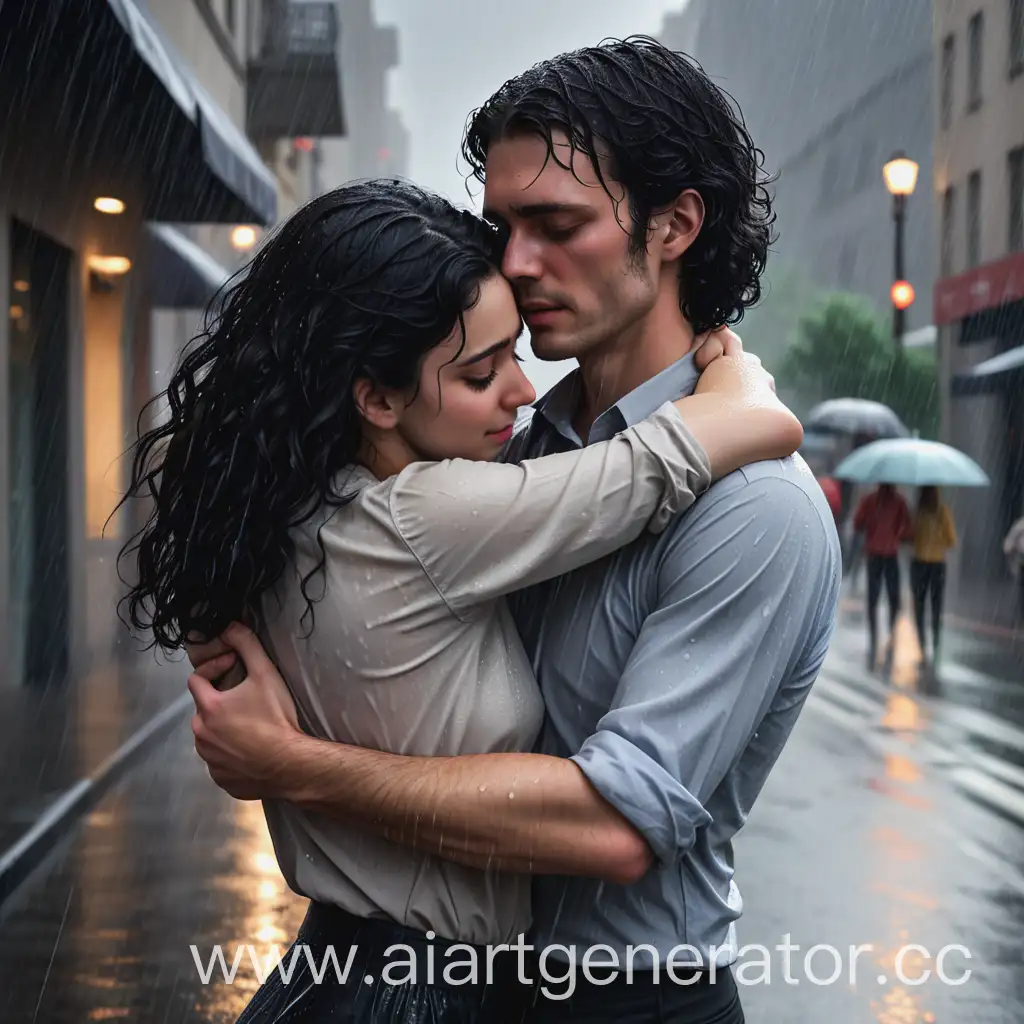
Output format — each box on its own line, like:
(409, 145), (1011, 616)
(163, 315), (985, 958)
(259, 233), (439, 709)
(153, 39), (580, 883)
(659, 189), (705, 262)
(353, 377), (402, 431)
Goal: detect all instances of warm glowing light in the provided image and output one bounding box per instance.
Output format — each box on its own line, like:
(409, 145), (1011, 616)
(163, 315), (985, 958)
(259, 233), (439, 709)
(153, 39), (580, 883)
(9, 304), (25, 319)
(252, 851), (279, 874)
(883, 154), (919, 196)
(254, 923), (287, 944)
(13, 279), (29, 292)
(891, 280), (915, 310)
(87, 254), (132, 275)
(257, 880), (278, 900)
(294, 137), (314, 152)
(231, 225), (258, 250)
(94, 196), (126, 214)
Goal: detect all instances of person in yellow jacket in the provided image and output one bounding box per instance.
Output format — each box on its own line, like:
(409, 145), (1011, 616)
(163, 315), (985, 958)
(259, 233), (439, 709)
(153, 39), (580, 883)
(911, 486), (957, 661)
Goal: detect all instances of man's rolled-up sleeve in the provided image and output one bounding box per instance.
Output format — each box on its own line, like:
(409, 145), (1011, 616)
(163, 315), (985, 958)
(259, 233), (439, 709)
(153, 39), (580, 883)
(570, 472), (838, 866)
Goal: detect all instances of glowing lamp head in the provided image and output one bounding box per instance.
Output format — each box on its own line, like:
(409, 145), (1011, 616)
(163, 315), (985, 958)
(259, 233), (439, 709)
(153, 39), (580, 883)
(883, 154), (919, 196)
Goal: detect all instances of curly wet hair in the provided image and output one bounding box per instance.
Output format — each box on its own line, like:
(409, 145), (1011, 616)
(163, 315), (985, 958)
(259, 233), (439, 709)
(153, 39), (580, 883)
(118, 180), (504, 650)
(462, 35), (776, 334)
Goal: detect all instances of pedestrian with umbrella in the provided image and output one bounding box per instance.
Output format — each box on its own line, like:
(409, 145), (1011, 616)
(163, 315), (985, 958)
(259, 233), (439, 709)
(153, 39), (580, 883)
(910, 487), (957, 663)
(836, 438), (990, 669)
(852, 483), (914, 670)
(1004, 515), (1024, 620)
(806, 399), (910, 581)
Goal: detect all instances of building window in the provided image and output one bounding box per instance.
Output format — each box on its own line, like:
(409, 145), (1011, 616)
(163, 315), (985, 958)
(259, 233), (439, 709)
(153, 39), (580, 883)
(967, 12), (984, 110)
(941, 34), (955, 128)
(1010, 147), (1024, 251)
(1012, 0), (1024, 77)
(941, 186), (957, 275)
(966, 170), (982, 268)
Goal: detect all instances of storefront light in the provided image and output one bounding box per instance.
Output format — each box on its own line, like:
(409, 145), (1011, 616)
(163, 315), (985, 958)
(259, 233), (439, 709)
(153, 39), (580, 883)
(87, 254), (132, 275)
(94, 196), (126, 214)
(231, 225), (258, 250)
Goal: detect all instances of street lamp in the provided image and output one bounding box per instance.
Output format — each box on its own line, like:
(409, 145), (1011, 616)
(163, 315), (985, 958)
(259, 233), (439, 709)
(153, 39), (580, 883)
(883, 152), (919, 345)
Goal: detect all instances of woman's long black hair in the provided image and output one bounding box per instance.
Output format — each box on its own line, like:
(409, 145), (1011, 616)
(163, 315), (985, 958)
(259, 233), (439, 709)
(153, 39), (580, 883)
(118, 180), (504, 650)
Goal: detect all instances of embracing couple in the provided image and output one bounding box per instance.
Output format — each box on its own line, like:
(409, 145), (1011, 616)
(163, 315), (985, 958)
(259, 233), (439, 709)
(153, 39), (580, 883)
(122, 36), (840, 1024)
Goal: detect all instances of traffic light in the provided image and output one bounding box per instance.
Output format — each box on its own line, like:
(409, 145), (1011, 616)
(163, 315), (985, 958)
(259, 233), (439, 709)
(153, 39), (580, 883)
(891, 280), (915, 311)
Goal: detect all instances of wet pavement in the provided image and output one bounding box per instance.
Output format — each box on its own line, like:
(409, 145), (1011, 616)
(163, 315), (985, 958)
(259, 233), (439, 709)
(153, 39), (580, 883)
(0, 646), (186, 854)
(1, 603), (1023, 1023)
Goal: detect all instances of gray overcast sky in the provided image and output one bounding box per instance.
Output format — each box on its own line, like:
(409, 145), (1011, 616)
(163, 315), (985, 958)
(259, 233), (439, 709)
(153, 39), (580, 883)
(373, 0), (689, 395)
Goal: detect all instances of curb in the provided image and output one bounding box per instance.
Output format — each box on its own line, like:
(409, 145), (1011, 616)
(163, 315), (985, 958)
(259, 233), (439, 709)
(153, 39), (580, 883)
(0, 693), (193, 910)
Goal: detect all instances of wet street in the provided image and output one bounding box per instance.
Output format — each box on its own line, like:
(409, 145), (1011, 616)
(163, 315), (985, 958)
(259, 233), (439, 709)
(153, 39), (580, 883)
(2, 607), (1024, 1023)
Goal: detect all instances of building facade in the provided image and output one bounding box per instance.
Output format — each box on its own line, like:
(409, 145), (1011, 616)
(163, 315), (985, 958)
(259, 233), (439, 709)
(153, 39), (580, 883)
(1, 0), (345, 687)
(659, 0), (935, 338)
(318, 0), (409, 187)
(933, 0), (1024, 588)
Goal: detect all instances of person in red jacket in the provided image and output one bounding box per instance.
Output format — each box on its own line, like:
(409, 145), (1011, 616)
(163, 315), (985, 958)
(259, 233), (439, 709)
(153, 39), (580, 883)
(816, 475), (842, 524)
(853, 483), (914, 668)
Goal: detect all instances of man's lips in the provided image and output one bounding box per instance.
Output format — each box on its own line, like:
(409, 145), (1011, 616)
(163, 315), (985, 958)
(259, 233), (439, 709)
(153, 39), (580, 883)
(522, 305), (566, 326)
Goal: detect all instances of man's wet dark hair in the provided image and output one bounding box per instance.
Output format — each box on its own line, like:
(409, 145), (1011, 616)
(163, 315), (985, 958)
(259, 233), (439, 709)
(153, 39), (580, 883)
(462, 35), (776, 334)
(118, 180), (504, 649)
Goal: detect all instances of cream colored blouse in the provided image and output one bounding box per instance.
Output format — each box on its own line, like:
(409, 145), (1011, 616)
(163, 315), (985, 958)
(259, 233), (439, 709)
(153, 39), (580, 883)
(258, 401), (711, 945)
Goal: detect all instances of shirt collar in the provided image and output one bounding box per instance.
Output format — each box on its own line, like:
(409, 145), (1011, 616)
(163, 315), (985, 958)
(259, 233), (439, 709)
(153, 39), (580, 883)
(532, 352), (701, 446)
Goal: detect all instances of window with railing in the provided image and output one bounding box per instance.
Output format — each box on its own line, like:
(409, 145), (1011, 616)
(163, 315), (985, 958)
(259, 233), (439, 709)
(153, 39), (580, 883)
(967, 12), (984, 110)
(941, 33), (955, 129)
(942, 186), (957, 275)
(1011, 0), (1024, 77)
(1010, 148), (1024, 252)
(966, 170), (982, 268)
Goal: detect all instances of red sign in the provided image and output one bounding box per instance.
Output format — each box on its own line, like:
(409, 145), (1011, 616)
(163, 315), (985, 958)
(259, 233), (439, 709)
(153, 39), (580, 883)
(933, 251), (1024, 324)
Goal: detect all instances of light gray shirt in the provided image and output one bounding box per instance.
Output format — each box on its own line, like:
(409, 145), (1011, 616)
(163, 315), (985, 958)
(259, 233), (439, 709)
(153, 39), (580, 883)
(257, 403), (713, 945)
(503, 353), (842, 969)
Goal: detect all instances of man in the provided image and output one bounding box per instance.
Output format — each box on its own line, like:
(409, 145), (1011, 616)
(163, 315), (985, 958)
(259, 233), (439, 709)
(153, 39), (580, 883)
(189, 38), (841, 1023)
(853, 482), (914, 669)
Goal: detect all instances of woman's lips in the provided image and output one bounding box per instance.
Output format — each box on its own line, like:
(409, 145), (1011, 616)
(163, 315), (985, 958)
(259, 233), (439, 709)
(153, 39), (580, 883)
(488, 424), (515, 443)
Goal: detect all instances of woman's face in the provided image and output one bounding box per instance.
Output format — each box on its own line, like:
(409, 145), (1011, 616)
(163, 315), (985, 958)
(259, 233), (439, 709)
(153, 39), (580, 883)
(395, 274), (537, 462)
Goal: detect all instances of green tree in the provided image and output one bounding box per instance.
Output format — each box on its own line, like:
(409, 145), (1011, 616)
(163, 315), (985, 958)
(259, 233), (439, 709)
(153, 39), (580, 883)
(740, 262), (822, 372)
(780, 292), (938, 438)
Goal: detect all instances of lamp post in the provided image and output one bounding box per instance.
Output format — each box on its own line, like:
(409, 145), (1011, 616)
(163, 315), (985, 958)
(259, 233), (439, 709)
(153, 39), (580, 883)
(883, 151), (919, 345)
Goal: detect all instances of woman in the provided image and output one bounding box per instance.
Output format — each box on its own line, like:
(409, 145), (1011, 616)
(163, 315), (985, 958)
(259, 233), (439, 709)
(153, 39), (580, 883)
(910, 485), (957, 662)
(120, 181), (801, 1022)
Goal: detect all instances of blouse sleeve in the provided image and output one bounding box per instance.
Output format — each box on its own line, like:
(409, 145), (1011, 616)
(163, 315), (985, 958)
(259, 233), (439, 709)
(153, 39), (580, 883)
(387, 402), (711, 616)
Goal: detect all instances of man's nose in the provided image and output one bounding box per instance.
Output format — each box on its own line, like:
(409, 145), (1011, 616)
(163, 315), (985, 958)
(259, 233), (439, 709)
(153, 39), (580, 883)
(501, 231), (542, 283)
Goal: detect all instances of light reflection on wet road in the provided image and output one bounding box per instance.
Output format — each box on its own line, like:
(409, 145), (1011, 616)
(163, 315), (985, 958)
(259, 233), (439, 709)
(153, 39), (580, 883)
(2, 644), (1024, 1022)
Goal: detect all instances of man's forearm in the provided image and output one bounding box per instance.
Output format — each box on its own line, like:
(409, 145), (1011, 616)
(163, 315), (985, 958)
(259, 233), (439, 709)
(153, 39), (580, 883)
(276, 734), (652, 884)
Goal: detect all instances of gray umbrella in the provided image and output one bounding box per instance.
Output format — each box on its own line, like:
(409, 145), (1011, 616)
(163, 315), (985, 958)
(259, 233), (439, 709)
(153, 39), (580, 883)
(805, 398), (910, 439)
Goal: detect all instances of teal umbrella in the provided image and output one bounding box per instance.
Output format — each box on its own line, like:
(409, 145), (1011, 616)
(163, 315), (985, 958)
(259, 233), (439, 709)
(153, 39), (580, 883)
(833, 438), (990, 487)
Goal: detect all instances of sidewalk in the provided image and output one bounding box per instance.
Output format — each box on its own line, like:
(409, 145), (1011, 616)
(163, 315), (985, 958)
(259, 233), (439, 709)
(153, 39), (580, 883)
(0, 643), (190, 907)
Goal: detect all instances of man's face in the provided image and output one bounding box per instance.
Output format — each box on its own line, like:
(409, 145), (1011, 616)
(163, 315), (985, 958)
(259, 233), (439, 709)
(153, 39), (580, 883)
(482, 131), (662, 362)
